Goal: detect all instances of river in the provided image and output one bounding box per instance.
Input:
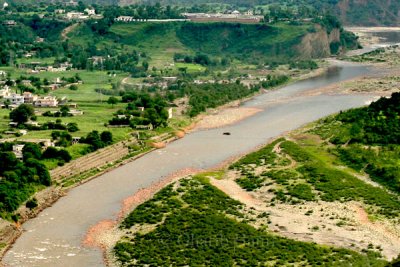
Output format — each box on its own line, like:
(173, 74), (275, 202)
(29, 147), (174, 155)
(3, 33), (399, 267)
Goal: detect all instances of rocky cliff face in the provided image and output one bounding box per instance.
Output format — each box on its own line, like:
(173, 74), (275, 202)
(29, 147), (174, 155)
(297, 27), (342, 59)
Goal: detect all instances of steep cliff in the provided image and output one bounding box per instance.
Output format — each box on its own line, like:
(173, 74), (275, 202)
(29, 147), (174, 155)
(296, 27), (350, 59)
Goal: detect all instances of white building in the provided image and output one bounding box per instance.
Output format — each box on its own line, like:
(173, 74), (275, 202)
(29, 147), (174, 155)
(84, 8), (96, 15)
(4, 93), (24, 105)
(23, 92), (38, 103)
(34, 96), (58, 107)
(168, 108), (173, 119)
(12, 144), (24, 159)
(66, 12), (88, 20)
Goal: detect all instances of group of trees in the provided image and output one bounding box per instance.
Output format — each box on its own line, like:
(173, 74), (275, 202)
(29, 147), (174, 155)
(81, 130), (113, 151)
(260, 74), (289, 88)
(10, 104), (35, 124)
(173, 53), (230, 67)
(0, 142), (51, 216)
(335, 92), (400, 145)
(326, 93), (400, 194)
(109, 92), (169, 129)
(184, 82), (259, 117)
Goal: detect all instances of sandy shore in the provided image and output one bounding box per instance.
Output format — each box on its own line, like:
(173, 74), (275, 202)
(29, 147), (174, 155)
(194, 107), (263, 130)
(346, 27), (400, 32)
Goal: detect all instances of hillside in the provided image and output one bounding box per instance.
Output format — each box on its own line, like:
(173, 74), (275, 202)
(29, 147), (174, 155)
(67, 21), (356, 66)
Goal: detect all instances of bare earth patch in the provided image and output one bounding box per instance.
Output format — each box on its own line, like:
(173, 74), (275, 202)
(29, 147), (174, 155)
(209, 174), (400, 260)
(194, 107), (263, 130)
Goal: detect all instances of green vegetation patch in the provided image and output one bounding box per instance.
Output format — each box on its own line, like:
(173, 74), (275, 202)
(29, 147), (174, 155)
(115, 175), (385, 266)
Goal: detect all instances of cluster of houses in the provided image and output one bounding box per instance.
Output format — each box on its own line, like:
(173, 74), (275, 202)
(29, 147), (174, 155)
(115, 10), (263, 24)
(0, 87), (58, 108)
(115, 16), (188, 23)
(19, 60), (73, 74)
(64, 8), (102, 20)
(182, 11), (264, 23)
(11, 139), (56, 159)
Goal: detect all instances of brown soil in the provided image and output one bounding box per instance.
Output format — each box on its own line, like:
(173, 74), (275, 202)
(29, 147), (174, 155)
(61, 23), (79, 40)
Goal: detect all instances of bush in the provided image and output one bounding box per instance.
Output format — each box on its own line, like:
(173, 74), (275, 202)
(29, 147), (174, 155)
(26, 198), (38, 209)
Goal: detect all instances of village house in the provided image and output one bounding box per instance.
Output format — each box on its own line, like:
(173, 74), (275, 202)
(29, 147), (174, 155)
(55, 9), (65, 14)
(90, 56), (106, 66)
(60, 62), (73, 69)
(0, 86), (10, 98)
(168, 108), (173, 119)
(68, 109), (84, 116)
(23, 92), (38, 103)
(34, 96), (58, 107)
(21, 80), (32, 87)
(65, 0), (78, 7)
(3, 20), (16, 26)
(43, 84), (60, 91)
(54, 77), (63, 84)
(84, 8), (96, 15)
(115, 16), (135, 22)
(4, 93), (24, 106)
(12, 144), (24, 159)
(25, 121), (40, 128)
(66, 12), (88, 20)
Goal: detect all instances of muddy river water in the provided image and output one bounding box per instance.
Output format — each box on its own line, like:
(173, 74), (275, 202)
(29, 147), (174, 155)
(4, 31), (400, 266)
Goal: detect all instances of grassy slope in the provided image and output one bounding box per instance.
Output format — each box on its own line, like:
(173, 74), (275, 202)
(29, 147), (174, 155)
(69, 21), (314, 68)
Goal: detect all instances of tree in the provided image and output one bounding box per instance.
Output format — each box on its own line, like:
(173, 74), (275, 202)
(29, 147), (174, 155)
(22, 143), (42, 160)
(10, 104), (35, 124)
(107, 96), (119, 108)
(0, 152), (19, 174)
(67, 122), (79, 132)
(142, 61), (149, 71)
(100, 131), (113, 145)
(58, 149), (72, 162)
(4, 99), (10, 109)
(60, 105), (70, 117)
(84, 131), (104, 151)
